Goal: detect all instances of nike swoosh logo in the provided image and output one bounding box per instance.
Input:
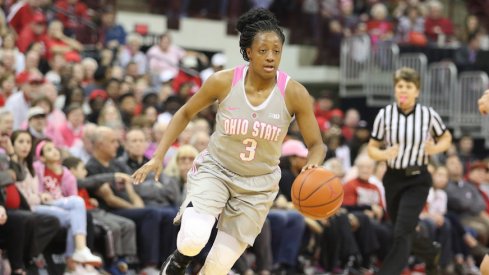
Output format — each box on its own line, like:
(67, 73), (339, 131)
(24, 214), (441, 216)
(225, 107), (239, 111)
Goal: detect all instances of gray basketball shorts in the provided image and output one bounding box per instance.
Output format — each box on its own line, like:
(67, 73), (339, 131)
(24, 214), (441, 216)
(174, 150), (281, 246)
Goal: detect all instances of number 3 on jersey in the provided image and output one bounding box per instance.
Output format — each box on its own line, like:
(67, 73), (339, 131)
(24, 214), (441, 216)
(240, 138), (257, 161)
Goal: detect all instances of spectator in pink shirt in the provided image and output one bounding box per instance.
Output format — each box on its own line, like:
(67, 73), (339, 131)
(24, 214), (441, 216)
(146, 31), (207, 82)
(31, 138), (102, 266)
(58, 104), (84, 149)
(146, 32), (186, 79)
(366, 3), (394, 46)
(30, 96), (65, 147)
(41, 82), (67, 130)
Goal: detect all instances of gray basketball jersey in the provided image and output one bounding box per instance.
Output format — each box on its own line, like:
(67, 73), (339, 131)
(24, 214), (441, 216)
(207, 65), (293, 176)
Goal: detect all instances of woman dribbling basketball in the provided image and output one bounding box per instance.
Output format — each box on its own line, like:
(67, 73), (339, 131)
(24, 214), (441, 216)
(132, 8), (325, 275)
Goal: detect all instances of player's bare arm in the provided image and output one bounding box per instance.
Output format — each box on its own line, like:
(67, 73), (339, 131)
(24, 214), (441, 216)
(285, 80), (326, 170)
(132, 69), (233, 183)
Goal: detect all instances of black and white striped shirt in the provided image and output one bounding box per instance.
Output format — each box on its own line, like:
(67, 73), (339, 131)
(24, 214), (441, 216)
(371, 103), (447, 169)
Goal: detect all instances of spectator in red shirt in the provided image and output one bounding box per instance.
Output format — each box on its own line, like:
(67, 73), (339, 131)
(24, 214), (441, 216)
(16, 12), (48, 53)
(342, 154), (392, 268)
(424, 0), (454, 44)
(171, 56), (202, 101)
(7, 0), (41, 34)
(54, 0), (89, 37)
(314, 92), (343, 129)
(343, 154), (385, 212)
(45, 20), (83, 61)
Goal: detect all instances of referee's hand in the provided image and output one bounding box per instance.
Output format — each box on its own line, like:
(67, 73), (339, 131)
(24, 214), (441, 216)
(385, 145), (399, 160)
(479, 90), (489, 115)
(424, 139), (437, 155)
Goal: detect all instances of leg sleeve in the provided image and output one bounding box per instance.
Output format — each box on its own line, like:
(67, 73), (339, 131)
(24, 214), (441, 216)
(199, 230), (248, 275)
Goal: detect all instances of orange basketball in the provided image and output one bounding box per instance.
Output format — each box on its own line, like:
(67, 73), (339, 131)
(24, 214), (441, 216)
(291, 167), (344, 220)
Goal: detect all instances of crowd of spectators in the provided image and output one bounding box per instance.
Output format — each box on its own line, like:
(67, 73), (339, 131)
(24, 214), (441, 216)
(0, 1), (489, 275)
(150, 0), (489, 70)
(290, 0), (488, 67)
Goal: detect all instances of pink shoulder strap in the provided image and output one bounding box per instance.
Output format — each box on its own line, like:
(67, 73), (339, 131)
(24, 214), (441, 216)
(232, 65), (246, 87)
(277, 70), (289, 97)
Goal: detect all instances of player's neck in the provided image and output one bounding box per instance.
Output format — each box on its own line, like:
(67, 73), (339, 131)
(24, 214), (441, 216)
(246, 70), (275, 92)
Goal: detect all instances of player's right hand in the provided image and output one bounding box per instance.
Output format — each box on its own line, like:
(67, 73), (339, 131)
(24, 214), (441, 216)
(479, 90), (489, 115)
(132, 157), (163, 184)
(385, 145), (399, 160)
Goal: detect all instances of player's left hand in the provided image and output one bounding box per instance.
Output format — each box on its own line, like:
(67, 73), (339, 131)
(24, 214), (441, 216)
(301, 164), (318, 172)
(132, 157), (163, 184)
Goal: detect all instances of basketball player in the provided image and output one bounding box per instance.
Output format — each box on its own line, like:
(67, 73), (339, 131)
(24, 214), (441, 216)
(132, 8), (326, 275)
(478, 89), (489, 275)
(368, 67), (452, 275)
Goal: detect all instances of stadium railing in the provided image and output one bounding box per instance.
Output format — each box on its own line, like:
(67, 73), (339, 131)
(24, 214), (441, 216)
(365, 42), (400, 107)
(339, 36), (489, 146)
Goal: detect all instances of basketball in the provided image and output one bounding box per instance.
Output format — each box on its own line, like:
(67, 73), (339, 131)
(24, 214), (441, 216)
(291, 167), (344, 220)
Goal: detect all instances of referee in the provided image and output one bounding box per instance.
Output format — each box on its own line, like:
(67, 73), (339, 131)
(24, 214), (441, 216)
(367, 67), (452, 275)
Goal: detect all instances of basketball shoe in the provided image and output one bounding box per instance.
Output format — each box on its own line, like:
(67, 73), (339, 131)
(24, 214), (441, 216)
(160, 250), (192, 275)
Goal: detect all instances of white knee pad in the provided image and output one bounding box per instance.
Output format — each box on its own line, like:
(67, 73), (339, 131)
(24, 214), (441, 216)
(199, 230), (248, 275)
(177, 207), (216, 257)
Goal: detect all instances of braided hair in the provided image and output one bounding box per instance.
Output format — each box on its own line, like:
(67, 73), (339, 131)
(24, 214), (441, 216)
(236, 8), (285, 62)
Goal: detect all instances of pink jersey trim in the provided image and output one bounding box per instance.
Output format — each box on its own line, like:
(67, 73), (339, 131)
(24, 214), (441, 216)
(277, 70), (288, 97)
(232, 65), (246, 87)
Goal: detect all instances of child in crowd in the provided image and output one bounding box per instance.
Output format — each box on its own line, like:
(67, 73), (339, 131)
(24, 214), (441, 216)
(31, 138), (101, 266)
(63, 156), (137, 275)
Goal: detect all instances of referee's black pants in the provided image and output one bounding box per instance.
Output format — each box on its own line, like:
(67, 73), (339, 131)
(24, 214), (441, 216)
(377, 167), (432, 275)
